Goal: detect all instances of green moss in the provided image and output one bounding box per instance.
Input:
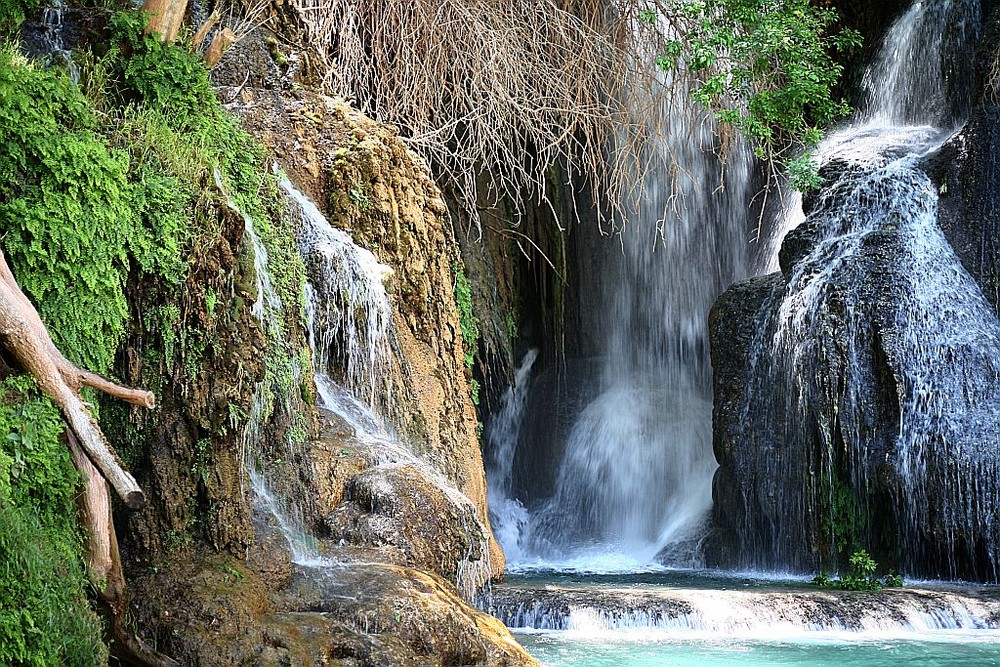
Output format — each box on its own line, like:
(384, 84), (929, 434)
(452, 261), (480, 369)
(0, 378), (107, 666)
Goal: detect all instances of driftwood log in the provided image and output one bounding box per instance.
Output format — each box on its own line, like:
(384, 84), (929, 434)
(0, 250), (152, 507)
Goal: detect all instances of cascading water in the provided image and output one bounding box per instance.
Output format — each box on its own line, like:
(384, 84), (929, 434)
(215, 168), (320, 564)
(713, 0), (999, 579)
(281, 178), (395, 412)
(491, 37), (753, 566)
(485, 348), (539, 563)
(280, 177), (494, 597)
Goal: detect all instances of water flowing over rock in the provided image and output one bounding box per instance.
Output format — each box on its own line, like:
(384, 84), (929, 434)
(709, 0), (1000, 580)
(485, 38), (754, 568)
(485, 583), (1000, 637)
(237, 89), (503, 575)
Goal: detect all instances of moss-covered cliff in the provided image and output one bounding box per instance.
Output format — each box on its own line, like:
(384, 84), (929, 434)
(1, 9), (534, 665)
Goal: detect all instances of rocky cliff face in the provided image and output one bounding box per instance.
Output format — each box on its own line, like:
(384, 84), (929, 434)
(708, 1), (1000, 580)
(111, 28), (533, 667)
(225, 66), (503, 579)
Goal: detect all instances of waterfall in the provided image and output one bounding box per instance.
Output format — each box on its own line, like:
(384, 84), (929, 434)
(39, 0), (78, 82)
(719, 0), (1000, 579)
(212, 168), (321, 564)
(498, 40), (754, 566)
(280, 177), (494, 596)
(281, 179), (395, 412)
(485, 349), (539, 563)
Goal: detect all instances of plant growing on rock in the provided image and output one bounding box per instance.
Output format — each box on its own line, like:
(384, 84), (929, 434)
(813, 549), (905, 591)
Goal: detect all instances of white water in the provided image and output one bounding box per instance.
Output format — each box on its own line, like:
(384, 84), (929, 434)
(485, 349), (538, 563)
(280, 177), (395, 410)
(280, 177), (495, 597)
(764, 0), (977, 267)
(39, 0), (79, 82)
(492, 19), (754, 567)
(214, 168), (322, 565)
(725, 0), (1000, 578)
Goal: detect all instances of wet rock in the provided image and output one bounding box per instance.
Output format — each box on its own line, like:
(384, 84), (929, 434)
(221, 44), (503, 580)
(486, 582), (1000, 635)
(926, 5), (1000, 315)
(131, 551), (537, 667)
(323, 462), (486, 592)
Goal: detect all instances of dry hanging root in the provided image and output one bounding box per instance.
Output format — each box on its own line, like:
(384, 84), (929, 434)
(0, 249), (177, 667)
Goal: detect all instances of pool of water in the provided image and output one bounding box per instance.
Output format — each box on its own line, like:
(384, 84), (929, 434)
(517, 633), (1000, 666)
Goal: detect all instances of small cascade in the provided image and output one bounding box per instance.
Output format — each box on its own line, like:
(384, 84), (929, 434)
(280, 178), (493, 597)
(484, 349), (539, 563)
(38, 0), (79, 81)
(215, 168), (319, 565)
(487, 584), (1000, 638)
(716, 0), (1000, 579)
(281, 178), (395, 412)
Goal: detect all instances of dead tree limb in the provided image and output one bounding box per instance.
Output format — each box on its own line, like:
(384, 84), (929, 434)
(0, 249), (151, 508)
(68, 433), (179, 667)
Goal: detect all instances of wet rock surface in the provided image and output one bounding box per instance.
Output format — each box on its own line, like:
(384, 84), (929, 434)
(131, 548), (537, 667)
(216, 38), (502, 578)
(485, 583), (1000, 634)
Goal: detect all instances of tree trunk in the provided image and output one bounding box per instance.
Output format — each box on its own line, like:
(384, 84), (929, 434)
(142, 0), (188, 42)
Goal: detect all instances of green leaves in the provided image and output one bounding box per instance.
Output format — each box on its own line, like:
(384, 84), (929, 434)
(0, 378), (106, 666)
(0, 45), (188, 372)
(652, 0), (861, 171)
(109, 11), (215, 120)
(453, 263), (480, 370)
(812, 549), (905, 591)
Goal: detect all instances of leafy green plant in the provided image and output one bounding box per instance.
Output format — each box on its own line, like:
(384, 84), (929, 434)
(109, 11), (215, 120)
(0, 377), (107, 666)
(654, 0), (862, 166)
(452, 262), (480, 369)
(0, 0), (41, 33)
(0, 44), (185, 373)
(812, 549), (904, 591)
(787, 153), (824, 193)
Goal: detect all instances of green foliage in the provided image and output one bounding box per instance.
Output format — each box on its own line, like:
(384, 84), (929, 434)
(820, 474), (864, 557)
(787, 153), (823, 193)
(0, 378), (107, 666)
(0, 0), (40, 33)
(452, 262), (480, 369)
(109, 11), (215, 120)
(655, 0), (861, 164)
(883, 572), (905, 588)
(0, 503), (108, 666)
(812, 549), (904, 591)
(0, 45), (185, 373)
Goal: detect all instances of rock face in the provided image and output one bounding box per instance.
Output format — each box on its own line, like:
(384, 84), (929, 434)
(130, 547), (536, 667)
(707, 0), (1000, 582)
(117, 28), (528, 667)
(312, 419), (492, 600)
(927, 6), (1000, 315)
(226, 60), (503, 577)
